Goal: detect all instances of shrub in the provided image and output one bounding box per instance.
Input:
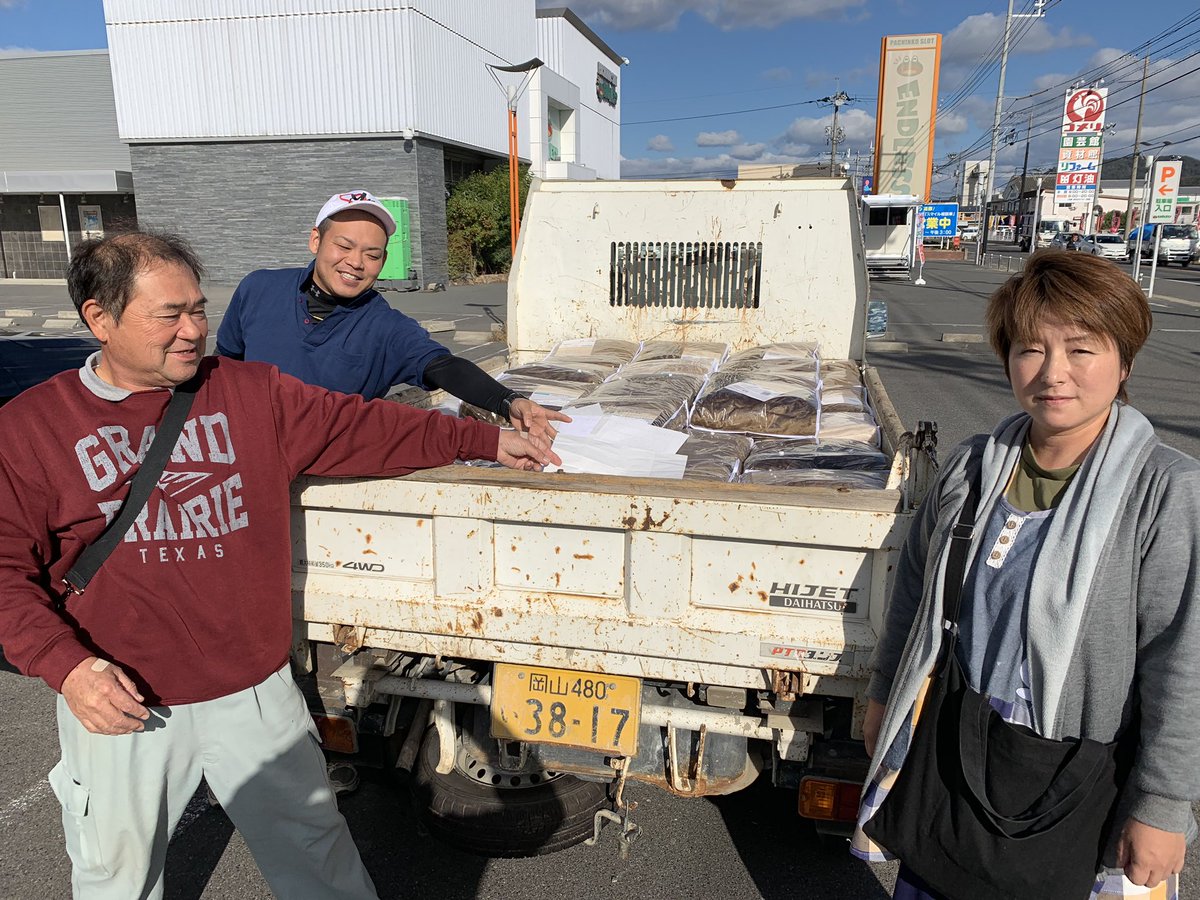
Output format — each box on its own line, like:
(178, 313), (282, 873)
(446, 164), (531, 279)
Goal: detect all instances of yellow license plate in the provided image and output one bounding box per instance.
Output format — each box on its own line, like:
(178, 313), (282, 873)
(491, 663), (641, 756)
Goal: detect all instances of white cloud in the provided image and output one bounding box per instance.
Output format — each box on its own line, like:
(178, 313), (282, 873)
(778, 107), (876, 154)
(936, 112), (970, 136)
(941, 13), (1092, 65)
(762, 66), (792, 82)
(620, 149), (815, 178)
(0, 0), (27, 8)
(647, 134), (675, 152)
(0, 45), (37, 55)
(696, 129), (741, 147)
(729, 142), (768, 160)
(538, 0), (867, 31)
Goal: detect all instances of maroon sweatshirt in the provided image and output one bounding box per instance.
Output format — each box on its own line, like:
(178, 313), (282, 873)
(0, 357), (499, 705)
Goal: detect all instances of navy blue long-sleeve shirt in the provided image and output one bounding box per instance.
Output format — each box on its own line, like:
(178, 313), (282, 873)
(216, 263), (449, 399)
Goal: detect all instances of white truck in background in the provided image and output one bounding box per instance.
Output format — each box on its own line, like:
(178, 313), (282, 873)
(1130, 223), (1199, 266)
(1018, 215), (1071, 251)
(289, 178), (938, 857)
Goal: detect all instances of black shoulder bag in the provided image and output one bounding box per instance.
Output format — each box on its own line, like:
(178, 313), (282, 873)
(863, 461), (1129, 900)
(63, 379), (199, 595)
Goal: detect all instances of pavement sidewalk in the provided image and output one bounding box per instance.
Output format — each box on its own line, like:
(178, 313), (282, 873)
(0, 279), (511, 357)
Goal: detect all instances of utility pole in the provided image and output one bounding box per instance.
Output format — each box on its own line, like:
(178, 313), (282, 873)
(1124, 55), (1150, 236)
(821, 90), (851, 174)
(979, 0), (1014, 262)
(979, 0), (1046, 262)
(1018, 108), (1033, 244)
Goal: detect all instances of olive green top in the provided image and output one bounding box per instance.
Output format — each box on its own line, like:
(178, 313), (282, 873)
(1005, 442), (1081, 512)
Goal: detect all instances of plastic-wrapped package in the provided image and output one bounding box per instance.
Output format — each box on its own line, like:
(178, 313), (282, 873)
(820, 385), (868, 414)
(679, 432), (753, 482)
(726, 342), (820, 368)
(565, 362), (709, 430)
(612, 358), (714, 379)
(459, 370), (594, 426)
(819, 359), (862, 388)
(544, 338), (640, 369)
(634, 340), (730, 368)
(689, 367), (819, 437)
(818, 411), (881, 447)
(740, 468), (888, 490)
(502, 361), (615, 385)
(743, 439), (888, 473)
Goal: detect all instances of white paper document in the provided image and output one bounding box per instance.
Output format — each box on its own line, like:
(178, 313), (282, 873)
(548, 407), (688, 478)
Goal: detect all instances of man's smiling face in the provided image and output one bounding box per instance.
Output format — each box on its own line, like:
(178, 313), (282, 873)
(308, 211), (388, 300)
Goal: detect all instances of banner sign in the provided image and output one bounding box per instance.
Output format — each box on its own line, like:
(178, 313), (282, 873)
(1149, 160), (1182, 224)
(920, 202), (959, 237)
(1056, 88), (1107, 206)
(873, 33), (943, 201)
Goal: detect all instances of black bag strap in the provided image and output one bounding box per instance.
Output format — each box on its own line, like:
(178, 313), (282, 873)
(63, 378), (199, 595)
(958, 690), (1113, 837)
(939, 450), (982, 657)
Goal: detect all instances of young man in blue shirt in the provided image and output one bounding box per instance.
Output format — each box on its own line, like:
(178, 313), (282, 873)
(217, 189), (564, 438)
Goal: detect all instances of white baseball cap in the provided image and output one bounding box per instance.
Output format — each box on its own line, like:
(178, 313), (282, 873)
(314, 190), (396, 238)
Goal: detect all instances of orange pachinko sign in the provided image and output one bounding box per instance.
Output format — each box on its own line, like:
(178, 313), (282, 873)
(873, 33), (942, 201)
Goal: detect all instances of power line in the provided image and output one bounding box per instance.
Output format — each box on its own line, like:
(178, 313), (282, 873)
(626, 97), (824, 126)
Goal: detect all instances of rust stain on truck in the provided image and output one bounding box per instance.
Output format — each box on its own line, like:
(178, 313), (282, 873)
(622, 506), (672, 530)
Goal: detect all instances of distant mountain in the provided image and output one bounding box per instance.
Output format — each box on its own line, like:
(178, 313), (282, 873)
(1102, 154), (1200, 185)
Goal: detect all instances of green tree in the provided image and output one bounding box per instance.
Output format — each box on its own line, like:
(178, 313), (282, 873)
(446, 164), (531, 279)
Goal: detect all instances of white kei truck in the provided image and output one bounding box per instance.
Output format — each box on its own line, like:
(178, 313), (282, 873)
(289, 177), (938, 857)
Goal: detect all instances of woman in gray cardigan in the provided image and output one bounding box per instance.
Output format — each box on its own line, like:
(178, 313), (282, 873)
(851, 250), (1200, 899)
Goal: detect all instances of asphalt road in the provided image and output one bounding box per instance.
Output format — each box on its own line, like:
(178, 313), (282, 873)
(2, 257), (1198, 899)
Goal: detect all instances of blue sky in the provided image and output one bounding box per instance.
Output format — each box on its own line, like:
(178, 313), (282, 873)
(3, 0), (1198, 196)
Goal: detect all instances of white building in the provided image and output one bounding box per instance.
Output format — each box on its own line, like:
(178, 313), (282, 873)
(101, 1), (623, 285)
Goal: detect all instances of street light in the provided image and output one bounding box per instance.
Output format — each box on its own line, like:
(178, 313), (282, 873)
(486, 57), (543, 259)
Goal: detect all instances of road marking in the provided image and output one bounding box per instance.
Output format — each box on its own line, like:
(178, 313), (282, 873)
(1158, 329), (1200, 333)
(0, 779), (52, 827)
(941, 333), (986, 343)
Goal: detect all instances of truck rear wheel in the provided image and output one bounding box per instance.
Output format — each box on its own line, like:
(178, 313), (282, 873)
(410, 728), (612, 857)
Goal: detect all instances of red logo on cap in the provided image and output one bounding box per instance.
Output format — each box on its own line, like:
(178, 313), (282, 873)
(339, 192), (370, 204)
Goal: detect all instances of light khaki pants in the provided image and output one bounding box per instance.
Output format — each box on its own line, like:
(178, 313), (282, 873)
(50, 665), (378, 900)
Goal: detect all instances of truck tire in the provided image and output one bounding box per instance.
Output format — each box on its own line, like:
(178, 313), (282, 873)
(410, 728), (612, 857)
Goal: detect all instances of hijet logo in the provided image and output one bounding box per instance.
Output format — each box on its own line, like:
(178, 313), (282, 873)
(768, 582), (859, 614)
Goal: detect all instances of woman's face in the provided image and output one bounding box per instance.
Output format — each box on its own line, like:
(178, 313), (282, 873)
(1008, 319), (1128, 448)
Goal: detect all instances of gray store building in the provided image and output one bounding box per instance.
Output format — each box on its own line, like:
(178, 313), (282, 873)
(102, 0), (623, 287)
(0, 51), (136, 280)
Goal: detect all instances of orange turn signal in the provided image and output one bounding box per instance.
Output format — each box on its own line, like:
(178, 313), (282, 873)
(312, 713), (358, 754)
(798, 777), (861, 822)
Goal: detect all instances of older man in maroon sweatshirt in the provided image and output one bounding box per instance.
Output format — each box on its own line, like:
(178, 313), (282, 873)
(0, 232), (553, 899)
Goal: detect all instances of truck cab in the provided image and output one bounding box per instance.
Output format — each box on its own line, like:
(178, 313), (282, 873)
(1128, 223), (1199, 266)
(1019, 217), (1071, 252)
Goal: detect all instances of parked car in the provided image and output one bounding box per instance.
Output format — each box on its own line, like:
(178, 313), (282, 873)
(957, 224), (980, 242)
(1050, 232), (1086, 251)
(1079, 233), (1129, 261)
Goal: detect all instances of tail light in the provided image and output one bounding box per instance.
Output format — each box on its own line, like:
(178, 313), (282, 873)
(312, 713), (358, 754)
(798, 776), (861, 822)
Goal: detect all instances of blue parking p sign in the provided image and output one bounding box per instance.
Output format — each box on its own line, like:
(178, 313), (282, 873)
(921, 203), (959, 238)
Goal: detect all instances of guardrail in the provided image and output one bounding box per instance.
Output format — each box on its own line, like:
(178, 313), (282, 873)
(979, 251), (1027, 273)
